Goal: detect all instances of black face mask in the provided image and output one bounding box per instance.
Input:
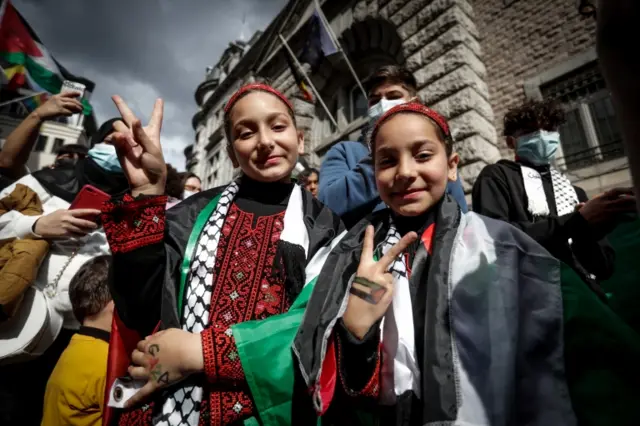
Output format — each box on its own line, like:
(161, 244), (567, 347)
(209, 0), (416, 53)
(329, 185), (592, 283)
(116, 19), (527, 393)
(54, 158), (77, 168)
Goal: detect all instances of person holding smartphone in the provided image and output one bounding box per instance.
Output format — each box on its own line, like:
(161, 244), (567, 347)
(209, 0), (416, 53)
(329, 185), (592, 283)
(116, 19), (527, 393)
(0, 92), (83, 189)
(0, 117), (129, 426)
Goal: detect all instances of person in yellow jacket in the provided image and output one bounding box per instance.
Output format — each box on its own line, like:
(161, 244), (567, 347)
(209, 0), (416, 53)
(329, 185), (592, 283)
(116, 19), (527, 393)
(41, 255), (113, 426)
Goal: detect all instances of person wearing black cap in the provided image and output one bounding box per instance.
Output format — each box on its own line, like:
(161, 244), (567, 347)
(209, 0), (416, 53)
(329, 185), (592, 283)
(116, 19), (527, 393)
(52, 144), (89, 169)
(27, 118), (128, 204)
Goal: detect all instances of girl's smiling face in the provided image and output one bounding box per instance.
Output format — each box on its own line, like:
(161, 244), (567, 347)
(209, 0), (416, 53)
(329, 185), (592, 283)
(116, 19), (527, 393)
(373, 113), (459, 217)
(227, 91), (304, 183)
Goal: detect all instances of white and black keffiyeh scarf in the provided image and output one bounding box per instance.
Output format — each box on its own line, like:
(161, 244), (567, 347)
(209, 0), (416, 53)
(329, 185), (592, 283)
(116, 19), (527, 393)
(375, 219), (422, 405)
(520, 165), (579, 217)
(155, 182), (239, 425)
(157, 182), (309, 425)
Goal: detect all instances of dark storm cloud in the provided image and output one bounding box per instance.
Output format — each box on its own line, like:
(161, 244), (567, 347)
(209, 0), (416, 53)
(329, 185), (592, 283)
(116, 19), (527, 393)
(13, 0), (288, 168)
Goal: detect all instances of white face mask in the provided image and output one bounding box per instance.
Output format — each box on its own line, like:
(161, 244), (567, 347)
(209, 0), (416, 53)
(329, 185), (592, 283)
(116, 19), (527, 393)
(368, 98), (407, 124)
(182, 190), (196, 199)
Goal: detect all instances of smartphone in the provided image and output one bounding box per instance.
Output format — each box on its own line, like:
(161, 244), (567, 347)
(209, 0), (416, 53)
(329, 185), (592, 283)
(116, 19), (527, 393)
(61, 80), (86, 126)
(70, 185), (111, 220)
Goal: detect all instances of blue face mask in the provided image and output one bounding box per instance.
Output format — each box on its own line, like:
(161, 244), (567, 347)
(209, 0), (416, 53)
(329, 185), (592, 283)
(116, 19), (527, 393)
(88, 143), (123, 173)
(515, 130), (560, 166)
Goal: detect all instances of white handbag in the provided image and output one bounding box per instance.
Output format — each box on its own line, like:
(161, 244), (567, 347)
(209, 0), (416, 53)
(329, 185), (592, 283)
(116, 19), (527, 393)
(0, 246), (79, 364)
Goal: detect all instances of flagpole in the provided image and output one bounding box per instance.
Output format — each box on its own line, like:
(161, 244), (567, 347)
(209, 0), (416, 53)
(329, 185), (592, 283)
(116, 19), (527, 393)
(253, 0), (302, 73)
(0, 0), (8, 25)
(313, 0), (368, 99)
(0, 91), (47, 108)
(278, 33), (338, 129)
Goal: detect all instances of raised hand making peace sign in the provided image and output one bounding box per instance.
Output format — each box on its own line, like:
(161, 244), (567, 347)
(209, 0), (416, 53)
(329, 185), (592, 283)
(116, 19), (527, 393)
(109, 96), (166, 197)
(342, 225), (418, 339)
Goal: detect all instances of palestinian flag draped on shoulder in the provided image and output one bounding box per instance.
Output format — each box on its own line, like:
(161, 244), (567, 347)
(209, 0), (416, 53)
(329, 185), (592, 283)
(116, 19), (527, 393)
(0, 0), (93, 114)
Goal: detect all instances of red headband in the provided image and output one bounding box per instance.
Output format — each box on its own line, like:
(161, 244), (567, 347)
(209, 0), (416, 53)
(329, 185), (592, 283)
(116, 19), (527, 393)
(370, 102), (451, 145)
(224, 83), (293, 114)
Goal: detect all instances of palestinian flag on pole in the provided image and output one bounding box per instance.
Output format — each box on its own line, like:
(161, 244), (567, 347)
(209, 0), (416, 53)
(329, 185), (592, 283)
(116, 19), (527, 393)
(0, 0), (93, 114)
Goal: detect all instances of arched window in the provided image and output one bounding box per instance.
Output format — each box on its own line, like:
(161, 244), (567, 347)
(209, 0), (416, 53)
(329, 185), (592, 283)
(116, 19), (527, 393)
(350, 85), (368, 121)
(306, 17), (405, 154)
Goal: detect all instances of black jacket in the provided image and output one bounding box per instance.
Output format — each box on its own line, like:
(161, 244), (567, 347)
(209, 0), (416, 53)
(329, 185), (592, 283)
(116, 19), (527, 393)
(32, 157), (129, 203)
(472, 159), (615, 295)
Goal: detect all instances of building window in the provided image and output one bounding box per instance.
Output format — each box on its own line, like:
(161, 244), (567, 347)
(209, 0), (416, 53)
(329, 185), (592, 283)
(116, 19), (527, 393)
(350, 85), (368, 121)
(34, 135), (48, 152)
(205, 150), (223, 188)
(540, 62), (624, 171)
(52, 138), (65, 153)
(207, 170), (219, 188)
(319, 95), (339, 138)
(0, 102), (28, 119)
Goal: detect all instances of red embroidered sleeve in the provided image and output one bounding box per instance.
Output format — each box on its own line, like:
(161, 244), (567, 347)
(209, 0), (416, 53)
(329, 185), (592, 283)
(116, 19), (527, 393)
(201, 325), (245, 384)
(335, 329), (381, 398)
(101, 194), (168, 254)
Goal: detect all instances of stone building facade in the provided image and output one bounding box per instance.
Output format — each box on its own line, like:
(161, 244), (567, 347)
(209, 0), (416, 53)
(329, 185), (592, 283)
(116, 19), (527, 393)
(188, 0), (629, 197)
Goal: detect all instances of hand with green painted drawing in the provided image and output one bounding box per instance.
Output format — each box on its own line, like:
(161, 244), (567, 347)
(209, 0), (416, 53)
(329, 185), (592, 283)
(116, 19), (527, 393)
(342, 225), (417, 340)
(126, 328), (204, 407)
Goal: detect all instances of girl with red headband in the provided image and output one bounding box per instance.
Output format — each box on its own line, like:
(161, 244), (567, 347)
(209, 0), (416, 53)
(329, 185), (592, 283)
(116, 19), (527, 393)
(295, 102), (577, 425)
(99, 84), (345, 425)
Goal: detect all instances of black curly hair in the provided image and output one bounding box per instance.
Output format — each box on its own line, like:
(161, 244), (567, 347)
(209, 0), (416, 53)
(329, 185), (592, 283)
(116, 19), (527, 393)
(503, 99), (566, 137)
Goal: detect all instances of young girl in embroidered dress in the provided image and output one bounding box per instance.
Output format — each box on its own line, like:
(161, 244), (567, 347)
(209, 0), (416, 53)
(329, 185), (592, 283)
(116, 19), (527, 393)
(296, 102), (577, 425)
(101, 84), (345, 426)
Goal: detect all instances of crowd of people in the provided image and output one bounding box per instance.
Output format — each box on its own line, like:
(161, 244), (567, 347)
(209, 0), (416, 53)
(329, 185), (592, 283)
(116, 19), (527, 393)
(1, 3), (640, 424)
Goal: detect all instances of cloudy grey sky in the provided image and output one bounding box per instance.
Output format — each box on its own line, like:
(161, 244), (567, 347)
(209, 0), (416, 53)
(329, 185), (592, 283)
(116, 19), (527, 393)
(14, 0), (288, 170)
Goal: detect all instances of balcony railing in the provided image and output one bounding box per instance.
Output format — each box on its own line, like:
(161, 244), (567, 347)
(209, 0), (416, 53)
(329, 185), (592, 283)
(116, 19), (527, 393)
(555, 140), (626, 171)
